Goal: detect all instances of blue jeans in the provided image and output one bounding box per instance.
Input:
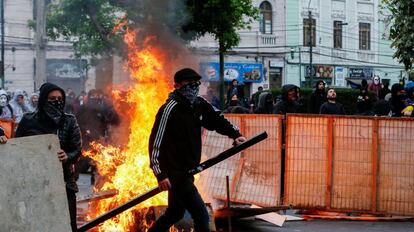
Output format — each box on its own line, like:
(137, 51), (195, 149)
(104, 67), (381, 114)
(148, 179), (210, 232)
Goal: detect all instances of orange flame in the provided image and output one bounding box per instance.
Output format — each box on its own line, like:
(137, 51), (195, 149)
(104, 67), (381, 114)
(84, 27), (173, 231)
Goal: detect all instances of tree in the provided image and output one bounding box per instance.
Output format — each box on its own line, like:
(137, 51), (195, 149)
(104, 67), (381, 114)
(185, 0), (258, 108)
(384, 0), (414, 71)
(41, 0), (257, 97)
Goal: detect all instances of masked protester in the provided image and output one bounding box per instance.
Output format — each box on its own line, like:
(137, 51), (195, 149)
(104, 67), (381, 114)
(390, 83), (407, 117)
(368, 76), (382, 98)
(27, 93), (39, 113)
(308, 80), (326, 113)
(76, 88), (119, 170)
(0, 89), (14, 120)
(15, 83), (81, 232)
(274, 84), (303, 114)
(148, 68), (246, 232)
(10, 89), (30, 123)
(255, 92), (275, 114)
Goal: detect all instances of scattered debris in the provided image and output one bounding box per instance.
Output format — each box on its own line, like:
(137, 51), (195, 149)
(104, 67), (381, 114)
(77, 189), (118, 203)
(251, 205), (286, 227)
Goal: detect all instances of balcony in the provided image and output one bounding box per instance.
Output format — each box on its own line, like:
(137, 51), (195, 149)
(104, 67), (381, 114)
(358, 51), (375, 61)
(261, 35), (277, 45)
(238, 32), (279, 49)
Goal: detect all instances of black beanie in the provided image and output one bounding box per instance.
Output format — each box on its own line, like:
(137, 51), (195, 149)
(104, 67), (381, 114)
(174, 68), (202, 83)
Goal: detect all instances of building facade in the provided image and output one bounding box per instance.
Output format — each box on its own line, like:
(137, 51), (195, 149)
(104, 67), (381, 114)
(285, 0), (404, 87)
(190, 0), (286, 97)
(1, 0), (96, 94)
(191, 0), (404, 95)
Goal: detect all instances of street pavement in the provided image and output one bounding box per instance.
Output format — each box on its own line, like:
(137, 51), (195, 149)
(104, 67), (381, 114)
(216, 217), (414, 232)
(78, 175), (414, 232)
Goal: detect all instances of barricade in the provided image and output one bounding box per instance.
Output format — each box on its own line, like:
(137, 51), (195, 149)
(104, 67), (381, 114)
(201, 114), (414, 216)
(199, 114), (283, 207)
(285, 114), (414, 216)
(0, 119), (14, 138)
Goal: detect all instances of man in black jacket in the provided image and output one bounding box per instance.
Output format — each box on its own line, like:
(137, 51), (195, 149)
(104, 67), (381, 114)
(319, 88), (345, 115)
(15, 83), (81, 232)
(274, 84), (303, 114)
(148, 68), (246, 232)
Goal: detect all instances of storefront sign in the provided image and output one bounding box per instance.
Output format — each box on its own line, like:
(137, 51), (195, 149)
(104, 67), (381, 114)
(306, 65), (334, 78)
(47, 59), (87, 79)
(349, 67), (373, 78)
(335, 67), (345, 87)
(200, 62), (263, 83)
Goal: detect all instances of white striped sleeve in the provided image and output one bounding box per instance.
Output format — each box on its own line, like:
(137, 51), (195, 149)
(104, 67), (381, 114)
(151, 100), (177, 175)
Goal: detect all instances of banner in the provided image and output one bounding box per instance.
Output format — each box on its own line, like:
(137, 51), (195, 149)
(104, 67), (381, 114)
(200, 62), (263, 83)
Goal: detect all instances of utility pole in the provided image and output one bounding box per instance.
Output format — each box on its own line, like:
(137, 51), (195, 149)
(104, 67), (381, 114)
(35, 0), (47, 91)
(308, 10), (313, 87)
(299, 46), (302, 86)
(0, 0), (5, 89)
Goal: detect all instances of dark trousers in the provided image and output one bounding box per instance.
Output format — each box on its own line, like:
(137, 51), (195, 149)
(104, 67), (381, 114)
(66, 187), (77, 232)
(148, 179), (210, 232)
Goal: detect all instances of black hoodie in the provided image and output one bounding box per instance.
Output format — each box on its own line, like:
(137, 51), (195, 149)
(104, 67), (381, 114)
(308, 80), (326, 113)
(390, 83), (406, 117)
(149, 90), (241, 185)
(274, 84), (302, 114)
(15, 83), (82, 188)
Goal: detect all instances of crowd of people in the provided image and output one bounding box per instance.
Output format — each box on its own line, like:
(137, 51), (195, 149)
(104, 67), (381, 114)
(0, 73), (413, 232)
(218, 77), (414, 118)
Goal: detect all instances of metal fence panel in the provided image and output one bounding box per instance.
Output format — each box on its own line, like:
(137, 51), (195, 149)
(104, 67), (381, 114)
(285, 115), (328, 208)
(286, 115), (414, 216)
(199, 114), (282, 207)
(378, 119), (414, 216)
(331, 117), (373, 211)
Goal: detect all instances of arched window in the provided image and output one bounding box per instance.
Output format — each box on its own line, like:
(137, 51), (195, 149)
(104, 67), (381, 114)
(260, 1), (273, 34)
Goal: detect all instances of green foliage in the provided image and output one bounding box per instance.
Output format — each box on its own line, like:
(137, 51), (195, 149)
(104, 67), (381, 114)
(185, 0), (259, 52)
(384, 0), (414, 70)
(43, 0), (258, 59)
(271, 88), (376, 115)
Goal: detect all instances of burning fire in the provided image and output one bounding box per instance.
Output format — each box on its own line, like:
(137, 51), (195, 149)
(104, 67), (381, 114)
(84, 27), (173, 231)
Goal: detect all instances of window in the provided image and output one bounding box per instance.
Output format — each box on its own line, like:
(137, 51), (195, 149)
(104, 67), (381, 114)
(303, 18), (316, 46)
(359, 23), (371, 50)
(260, 1), (272, 34)
(333, 21), (343, 49)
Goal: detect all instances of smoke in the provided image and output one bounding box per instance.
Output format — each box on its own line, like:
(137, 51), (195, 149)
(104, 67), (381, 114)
(130, 0), (199, 72)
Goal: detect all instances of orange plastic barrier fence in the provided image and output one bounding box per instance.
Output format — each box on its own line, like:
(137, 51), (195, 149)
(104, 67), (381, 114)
(0, 119), (14, 138)
(285, 114), (414, 216)
(199, 114), (282, 207)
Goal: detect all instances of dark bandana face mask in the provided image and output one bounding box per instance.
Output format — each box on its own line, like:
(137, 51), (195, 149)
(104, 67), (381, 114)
(44, 100), (64, 124)
(178, 82), (200, 104)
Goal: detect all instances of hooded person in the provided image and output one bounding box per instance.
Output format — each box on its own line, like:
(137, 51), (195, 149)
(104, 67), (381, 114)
(389, 83), (407, 117)
(0, 89), (14, 120)
(15, 83), (82, 232)
(378, 82), (391, 100)
(27, 92), (39, 113)
(273, 84), (303, 114)
(10, 89), (30, 123)
(255, 92), (275, 114)
(308, 80), (326, 113)
(368, 76), (382, 97)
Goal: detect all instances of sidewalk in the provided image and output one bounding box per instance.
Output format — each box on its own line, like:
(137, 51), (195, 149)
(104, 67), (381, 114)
(217, 217), (414, 232)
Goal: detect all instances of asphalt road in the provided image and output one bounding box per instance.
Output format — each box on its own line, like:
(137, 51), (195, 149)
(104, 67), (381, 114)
(215, 217), (414, 232)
